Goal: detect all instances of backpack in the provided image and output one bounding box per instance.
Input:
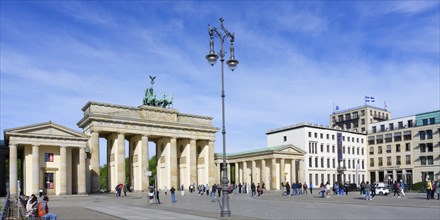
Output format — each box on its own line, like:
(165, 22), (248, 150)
(37, 201), (47, 217)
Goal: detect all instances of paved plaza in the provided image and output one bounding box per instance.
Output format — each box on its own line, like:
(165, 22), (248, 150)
(21, 190), (438, 220)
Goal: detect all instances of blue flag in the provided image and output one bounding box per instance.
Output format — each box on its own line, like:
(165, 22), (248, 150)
(335, 106), (339, 110)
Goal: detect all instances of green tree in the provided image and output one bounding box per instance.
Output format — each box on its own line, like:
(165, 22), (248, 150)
(100, 164), (107, 191)
(149, 156), (157, 186)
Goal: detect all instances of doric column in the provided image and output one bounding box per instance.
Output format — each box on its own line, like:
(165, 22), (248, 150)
(227, 163), (231, 182)
(298, 159), (304, 183)
(280, 158), (285, 183)
(392, 169), (397, 182)
(190, 139), (197, 186)
(208, 140), (216, 185)
(243, 161), (247, 184)
(78, 147), (86, 194)
(9, 144), (18, 197)
(117, 133), (126, 185)
(251, 160), (256, 184)
(291, 159), (296, 184)
(271, 158), (277, 190)
(60, 146), (67, 195)
(216, 163), (220, 183)
(234, 162), (238, 185)
(89, 131), (100, 193)
(32, 145), (40, 194)
(170, 137), (178, 188)
(141, 135), (149, 191)
(261, 159), (266, 186)
(375, 171), (379, 183)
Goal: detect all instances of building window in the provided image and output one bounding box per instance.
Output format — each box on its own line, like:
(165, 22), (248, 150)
(387, 156), (392, 166)
(386, 145), (391, 153)
(321, 158), (324, 168)
(427, 130), (433, 139)
(315, 174), (319, 186)
(361, 119), (365, 125)
(361, 148), (364, 155)
(332, 159), (335, 168)
(380, 125), (385, 132)
(389, 123), (394, 130)
(45, 173), (54, 189)
(361, 110), (365, 116)
(422, 119), (428, 125)
(320, 133), (323, 139)
(420, 144), (426, 153)
(361, 160), (364, 169)
(308, 132), (312, 137)
(398, 121), (403, 129)
(327, 145), (330, 152)
(332, 135), (335, 140)
(420, 156), (426, 165)
(283, 136), (287, 142)
(396, 144), (401, 152)
(44, 153), (54, 162)
(321, 144), (324, 152)
(420, 131), (426, 140)
(378, 158), (383, 166)
(332, 145), (335, 153)
(427, 143), (433, 152)
(343, 147), (346, 154)
(394, 133), (401, 142)
(408, 120), (413, 127)
(406, 155), (411, 165)
(396, 156), (401, 165)
(378, 146), (382, 154)
(348, 159), (351, 169)
(429, 117), (435, 124)
(315, 157), (318, 168)
(348, 147), (350, 154)
(361, 138), (364, 144)
(327, 158), (330, 168)
(372, 126), (376, 133)
(326, 134), (329, 139)
(427, 156), (434, 165)
(357, 148), (359, 155)
(309, 157), (312, 167)
(405, 143), (410, 151)
(369, 147), (374, 155)
(314, 133), (317, 138)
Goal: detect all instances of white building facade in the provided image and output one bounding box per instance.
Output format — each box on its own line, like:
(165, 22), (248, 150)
(267, 123), (367, 187)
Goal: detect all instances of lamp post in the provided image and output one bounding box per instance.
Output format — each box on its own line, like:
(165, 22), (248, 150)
(205, 17), (238, 217)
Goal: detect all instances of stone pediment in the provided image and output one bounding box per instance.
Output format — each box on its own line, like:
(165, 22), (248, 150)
(272, 144), (306, 155)
(4, 121), (87, 139)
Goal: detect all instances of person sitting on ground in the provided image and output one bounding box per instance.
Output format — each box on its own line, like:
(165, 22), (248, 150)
(38, 196), (57, 220)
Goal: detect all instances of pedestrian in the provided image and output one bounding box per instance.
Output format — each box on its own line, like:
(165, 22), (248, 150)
(360, 181), (365, 195)
(298, 182), (303, 195)
(319, 183), (325, 198)
(364, 181), (371, 200)
(426, 179), (432, 200)
(251, 182), (256, 197)
(218, 185), (222, 197)
(148, 188), (154, 205)
(393, 180), (401, 198)
(206, 183), (209, 196)
(326, 182), (331, 198)
(303, 182), (308, 195)
(156, 189), (161, 204)
(310, 183), (313, 194)
(399, 180), (405, 197)
(285, 182), (290, 197)
(257, 183), (261, 196)
(39, 188), (43, 197)
(371, 182), (376, 200)
(211, 184), (217, 199)
(123, 184), (127, 197)
(238, 183), (242, 193)
(181, 184), (185, 196)
(170, 186), (176, 203)
(164, 186), (168, 195)
(430, 179), (436, 199)
(37, 196), (57, 220)
(291, 182), (297, 196)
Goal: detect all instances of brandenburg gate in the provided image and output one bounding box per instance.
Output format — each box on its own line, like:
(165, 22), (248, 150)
(77, 101), (218, 192)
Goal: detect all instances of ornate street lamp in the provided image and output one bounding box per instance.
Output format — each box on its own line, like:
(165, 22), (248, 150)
(205, 17), (239, 217)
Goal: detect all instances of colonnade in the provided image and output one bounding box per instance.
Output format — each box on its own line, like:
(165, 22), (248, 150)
(88, 131), (216, 192)
(216, 158), (304, 190)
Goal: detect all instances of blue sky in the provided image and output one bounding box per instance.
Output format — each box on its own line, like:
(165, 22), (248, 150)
(1, 1), (439, 162)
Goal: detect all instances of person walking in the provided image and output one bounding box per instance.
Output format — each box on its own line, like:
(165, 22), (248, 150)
(371, 182), (376, 200)
(285, 182), (290, 197)
(303, 182), (308, 195)
(325, 182), (331, 198)
(39, 188), (43, 197)
(309, 183), (313, 194)
(364, 181), (371, 200)
(170, 186), (176, 203)
(148, 188), (155, 205)
(430, 179), (436, 199)
(251, 183), (256, 197)
(399, 180), (405, 197)
(181, 184), (185, 196)
(164, 186), (168, 195)
(435, 180), (440, 200)
(393, 180), (401, 198)
(156, 189), (161, 204)
(319, 183), (325, 198)
(426, 179), (433, 200)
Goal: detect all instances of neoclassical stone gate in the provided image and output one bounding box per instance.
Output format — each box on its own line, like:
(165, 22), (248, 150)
(77, 101), (218, 192)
